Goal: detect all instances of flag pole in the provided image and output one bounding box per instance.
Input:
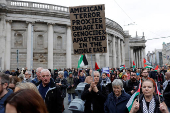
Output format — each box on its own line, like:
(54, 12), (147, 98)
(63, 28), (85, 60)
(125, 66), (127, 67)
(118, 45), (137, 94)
(156, 82), (161, 103)
(91, 54), (94, 81)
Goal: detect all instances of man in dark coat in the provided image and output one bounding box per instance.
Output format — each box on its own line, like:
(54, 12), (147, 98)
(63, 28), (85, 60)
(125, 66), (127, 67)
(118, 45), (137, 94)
(37, 69), (62, 113)
(81, 71), (107, 113)
(124, 71), (139, 95)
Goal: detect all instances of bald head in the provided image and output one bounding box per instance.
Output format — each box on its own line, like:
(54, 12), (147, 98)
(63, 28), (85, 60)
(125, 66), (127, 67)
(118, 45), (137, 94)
(165, 72), (170, 80)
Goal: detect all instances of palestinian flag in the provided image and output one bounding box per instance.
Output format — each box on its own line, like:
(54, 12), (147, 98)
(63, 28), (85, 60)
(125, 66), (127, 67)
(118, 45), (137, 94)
(120, 65), (125, 70)
(143, 58), (146, 64)
(127, 79), (141, 112)
(143, 58), (151, 66)
(154, 65), (159, 71)
(77, 54), (88, 68)
(144, 64), (153, 69)
(156, 82), (162, 96)
(95, 62), (100, 70)
(133, 61), (135, 69)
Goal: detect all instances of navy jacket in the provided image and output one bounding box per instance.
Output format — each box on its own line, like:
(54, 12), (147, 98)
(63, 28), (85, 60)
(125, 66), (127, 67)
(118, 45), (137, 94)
(0, 89), (13, 113)
(104, 90), (130, 113)
(64, 71), (68, 78)
(37, 79), (62, 113)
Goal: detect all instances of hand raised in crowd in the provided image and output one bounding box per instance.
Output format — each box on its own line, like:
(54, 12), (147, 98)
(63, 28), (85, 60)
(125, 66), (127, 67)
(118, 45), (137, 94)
(93, 86), (99, 93)
(58, 83), (62, 86)
(159, 102), (169, 113)
(131, 90), (134, 95)
(71, 84), (74, 87)
(130, 99), (139, 113)
(88, 82), (99, 93)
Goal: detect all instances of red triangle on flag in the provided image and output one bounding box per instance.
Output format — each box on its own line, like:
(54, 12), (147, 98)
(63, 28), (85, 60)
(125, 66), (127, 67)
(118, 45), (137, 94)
(155, 65), (159, 71)
(95, 62), (100, 70)
(143, 58), (146, 64)
(133, 61), (135, 65)
(123, 65), (125, 68)
(144, 64), (148, 68)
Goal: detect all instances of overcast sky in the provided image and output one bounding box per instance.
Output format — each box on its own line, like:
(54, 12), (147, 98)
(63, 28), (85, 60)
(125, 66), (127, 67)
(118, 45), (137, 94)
(21, 0), (170, 54)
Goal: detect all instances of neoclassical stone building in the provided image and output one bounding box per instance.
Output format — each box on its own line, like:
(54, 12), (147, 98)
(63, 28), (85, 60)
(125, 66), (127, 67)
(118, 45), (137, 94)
(0, 0), (146, 71)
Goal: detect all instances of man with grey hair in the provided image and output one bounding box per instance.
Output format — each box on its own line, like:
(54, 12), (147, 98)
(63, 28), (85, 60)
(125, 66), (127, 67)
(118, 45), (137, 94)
(0, 73), (13, 113)
(37, 69), (62, 113)
(24, 71), (32, 82)
(32, 67), (43, 85)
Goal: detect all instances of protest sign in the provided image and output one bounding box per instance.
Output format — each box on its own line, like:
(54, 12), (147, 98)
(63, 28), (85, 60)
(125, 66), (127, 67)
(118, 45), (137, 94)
(69, 4), (107, 54)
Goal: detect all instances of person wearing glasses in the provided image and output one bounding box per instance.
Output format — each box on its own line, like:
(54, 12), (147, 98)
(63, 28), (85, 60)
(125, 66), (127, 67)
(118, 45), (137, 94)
(24, 71), (32, 82)
(37, 69), (62, 113)
(0, 73), (13, 113)
(141, 69), (156, 87)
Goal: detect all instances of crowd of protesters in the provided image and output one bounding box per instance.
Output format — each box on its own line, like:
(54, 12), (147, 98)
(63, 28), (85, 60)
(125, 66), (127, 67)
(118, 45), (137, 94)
(0, 65), (170, 113)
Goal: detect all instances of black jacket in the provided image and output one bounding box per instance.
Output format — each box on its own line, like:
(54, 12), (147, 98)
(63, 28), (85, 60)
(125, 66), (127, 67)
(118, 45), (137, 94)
(136, 94), (164, 113)
(124, 79), (139, 95)
(163, 81), (170, 107)
(55, 78), (67, 98)
(149, 71), (158, 80)
(37, 80), (63, 113)
(81, 83), (107, 113)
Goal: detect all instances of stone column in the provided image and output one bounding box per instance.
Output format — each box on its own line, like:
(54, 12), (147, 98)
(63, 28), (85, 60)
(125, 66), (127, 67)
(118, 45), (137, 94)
(66, 26), (72, 68)
(26, 22), (32, 70)
(95, 54), (100, 67)
(133, 51), (136, 67)
(117, 38), (121, 67)
(112, 36), (116, 68)
(143, 47), (146, 59)
(105, 34), (109, 67)
(5, 21), (12, 70)
(130, 48), (134, 67)
(136, 50), (139, 68)
(47, 23), (54, 69)
(121, 40), (125, 65)
(141, 48), (144, 67)
(139, 49), (141, 68)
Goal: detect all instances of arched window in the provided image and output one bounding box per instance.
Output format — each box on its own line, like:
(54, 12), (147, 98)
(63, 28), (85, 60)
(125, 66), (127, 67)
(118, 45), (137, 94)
(57, 36), (62, 49)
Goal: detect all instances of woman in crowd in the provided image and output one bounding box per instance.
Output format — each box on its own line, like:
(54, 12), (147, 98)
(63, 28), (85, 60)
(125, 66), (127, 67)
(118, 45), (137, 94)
(5, 89), (48, 113)
(130, 80), (169, 113)
(14, 82), (41, 96)
(104, 79), (131, 113)
(100, 73), (111, 87)
(67, 72), (76, 105)
(8, 76), (19, 91)
(110, 73), (116, 82)
(56, 71), (67, 111)
(81, 71), (107, 113)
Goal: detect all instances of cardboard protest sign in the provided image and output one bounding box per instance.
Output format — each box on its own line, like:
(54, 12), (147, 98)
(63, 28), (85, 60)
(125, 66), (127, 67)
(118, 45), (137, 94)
(69, 4), (107, 54)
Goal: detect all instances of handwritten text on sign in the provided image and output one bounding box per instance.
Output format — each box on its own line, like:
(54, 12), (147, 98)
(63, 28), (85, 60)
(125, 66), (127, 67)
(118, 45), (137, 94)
(69, 4), (107, 54)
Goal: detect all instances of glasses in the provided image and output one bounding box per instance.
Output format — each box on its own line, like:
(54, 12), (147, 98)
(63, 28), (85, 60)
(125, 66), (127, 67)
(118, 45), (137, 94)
(42, 75), (50, 78)
(143, 72), (148, 73)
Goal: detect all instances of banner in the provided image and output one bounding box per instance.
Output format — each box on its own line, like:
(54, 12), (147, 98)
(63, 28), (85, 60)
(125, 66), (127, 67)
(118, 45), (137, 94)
(69, 4), (107, 54)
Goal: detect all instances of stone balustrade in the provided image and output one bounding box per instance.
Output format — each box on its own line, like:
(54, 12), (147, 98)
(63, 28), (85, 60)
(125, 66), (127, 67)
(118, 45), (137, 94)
(106, 18), (123, 31)
(7, 0), (69, 12)
(6, 0), (123, 32)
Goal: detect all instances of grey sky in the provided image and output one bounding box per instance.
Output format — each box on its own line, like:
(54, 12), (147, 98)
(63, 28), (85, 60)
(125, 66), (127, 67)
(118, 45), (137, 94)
(21, 0), (170, 54)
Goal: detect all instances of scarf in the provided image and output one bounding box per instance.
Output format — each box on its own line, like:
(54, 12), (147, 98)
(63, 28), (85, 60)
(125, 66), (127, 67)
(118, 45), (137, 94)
(142, 97), (155, 113)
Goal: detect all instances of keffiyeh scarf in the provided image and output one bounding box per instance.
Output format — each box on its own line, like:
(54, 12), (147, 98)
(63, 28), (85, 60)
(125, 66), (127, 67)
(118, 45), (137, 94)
(142, 97), (155, 113)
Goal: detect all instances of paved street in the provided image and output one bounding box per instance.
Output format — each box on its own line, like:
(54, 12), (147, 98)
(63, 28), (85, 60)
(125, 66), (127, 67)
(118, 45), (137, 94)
(63, 94), (79, 113)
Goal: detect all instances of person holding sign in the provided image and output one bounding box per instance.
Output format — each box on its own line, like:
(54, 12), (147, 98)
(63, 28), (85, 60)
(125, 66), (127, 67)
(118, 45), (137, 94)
(81, 71), (107, 113)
